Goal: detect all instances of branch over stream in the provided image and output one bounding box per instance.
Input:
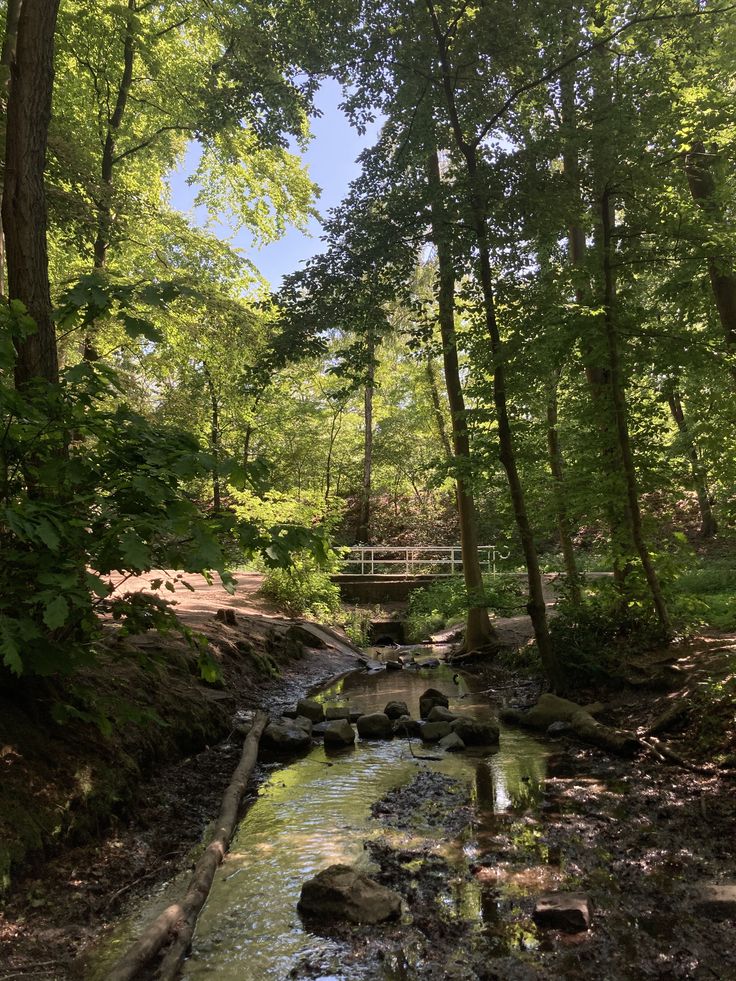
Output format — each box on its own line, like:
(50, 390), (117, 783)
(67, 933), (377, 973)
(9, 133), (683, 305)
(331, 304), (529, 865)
(108, 710), (269, 981)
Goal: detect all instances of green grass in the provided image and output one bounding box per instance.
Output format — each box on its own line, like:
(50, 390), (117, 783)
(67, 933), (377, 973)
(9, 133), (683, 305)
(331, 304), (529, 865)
(670, 559), (736, 631)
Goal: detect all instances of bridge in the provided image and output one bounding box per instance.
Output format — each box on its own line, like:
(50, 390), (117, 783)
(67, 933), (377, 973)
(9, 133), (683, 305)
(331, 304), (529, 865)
(332, 545), (511, 603)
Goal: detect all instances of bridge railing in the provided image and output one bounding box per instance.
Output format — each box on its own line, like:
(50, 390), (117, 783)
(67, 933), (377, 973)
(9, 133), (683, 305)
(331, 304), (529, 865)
(340, 545), (511, 577)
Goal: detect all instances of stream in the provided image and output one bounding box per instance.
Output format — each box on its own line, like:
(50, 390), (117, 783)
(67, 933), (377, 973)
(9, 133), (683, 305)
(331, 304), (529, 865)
(92, 652), (552, 980)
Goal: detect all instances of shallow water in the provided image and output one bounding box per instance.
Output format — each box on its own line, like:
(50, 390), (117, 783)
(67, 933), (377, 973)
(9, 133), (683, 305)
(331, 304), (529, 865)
(93, 658), (550, 980)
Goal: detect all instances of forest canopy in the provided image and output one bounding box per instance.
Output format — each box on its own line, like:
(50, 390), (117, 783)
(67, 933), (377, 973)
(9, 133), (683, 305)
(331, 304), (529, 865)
(1, 0), (736, 689)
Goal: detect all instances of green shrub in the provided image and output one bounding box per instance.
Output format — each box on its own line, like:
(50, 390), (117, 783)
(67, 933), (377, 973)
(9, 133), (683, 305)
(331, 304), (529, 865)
(405, 574), (524, 641)
(549, 578), (667, 685)
(0, 297), (323, 688)
(260, 550), (342, 618)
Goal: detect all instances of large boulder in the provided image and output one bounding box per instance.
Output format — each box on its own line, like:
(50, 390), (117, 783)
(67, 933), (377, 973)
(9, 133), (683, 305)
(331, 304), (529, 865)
(533, 893), (591, 932)
(450, 718), (500, 746)
(356, 712), (393, 739)
(419, 688), (449, 719)
(419, 721), (452, 742)
(298, 865), (402, 924)
(293, 716), (313, 735)
(262, 718), (312, 752)
(325, 705), (351, 721)
(323, 719), (356, 747)
(384, 700), (410, 720)
(297, 698), (325, 723)
(427, 705), (458, 723)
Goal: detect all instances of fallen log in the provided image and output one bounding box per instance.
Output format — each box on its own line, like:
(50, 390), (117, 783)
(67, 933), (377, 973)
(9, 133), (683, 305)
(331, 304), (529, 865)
(108, 710), (269, 981)
(500, 693), (639, 755)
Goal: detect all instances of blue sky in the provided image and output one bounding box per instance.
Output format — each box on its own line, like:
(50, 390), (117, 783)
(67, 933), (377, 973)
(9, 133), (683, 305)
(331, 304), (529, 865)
(168, 78), (380, 289)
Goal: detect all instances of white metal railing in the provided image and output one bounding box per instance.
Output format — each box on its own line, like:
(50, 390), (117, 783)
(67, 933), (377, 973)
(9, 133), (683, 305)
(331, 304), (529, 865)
(340, 545), (511, 577)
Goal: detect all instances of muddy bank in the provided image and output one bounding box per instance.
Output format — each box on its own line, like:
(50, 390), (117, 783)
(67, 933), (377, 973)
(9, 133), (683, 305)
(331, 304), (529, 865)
(0, 597), (363, 979)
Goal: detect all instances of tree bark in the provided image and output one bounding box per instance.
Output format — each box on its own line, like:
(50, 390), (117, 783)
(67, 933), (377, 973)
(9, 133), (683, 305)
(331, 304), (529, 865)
(426, 145), (499, 652)
(425, 3), (561, 687)
(108, 711), (268, 981)
(356, 336), (374, 543)
(560, 42), (633, 589)
(84, 0), (136, 360)
(424, 354), (453, 462)
(546, 373), (582, 603)
(685, 141), (736, 387)
(3, 0), (61, 387)
(0, 0), (23, 297)
(666, 388), (717, 538)
(599, 192), (671, 633)
(203, 364), (221, 513)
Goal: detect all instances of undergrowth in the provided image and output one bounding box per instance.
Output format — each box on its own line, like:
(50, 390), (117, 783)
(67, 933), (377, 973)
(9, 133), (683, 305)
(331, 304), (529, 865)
(405, 574), (524, 642)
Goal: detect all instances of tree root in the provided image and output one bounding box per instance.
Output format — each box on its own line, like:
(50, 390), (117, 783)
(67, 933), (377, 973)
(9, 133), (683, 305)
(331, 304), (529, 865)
(639, 736), (736, 778)
(108, 710), (269, 981)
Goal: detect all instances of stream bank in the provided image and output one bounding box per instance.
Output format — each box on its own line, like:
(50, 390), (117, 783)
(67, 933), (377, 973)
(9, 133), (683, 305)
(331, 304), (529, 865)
(0, 601), (364, 979)
(88, 642), (736, 980)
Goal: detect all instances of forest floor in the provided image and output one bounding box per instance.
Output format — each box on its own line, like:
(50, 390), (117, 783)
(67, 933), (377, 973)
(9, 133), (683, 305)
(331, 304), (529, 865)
(1, 575), (735, 979)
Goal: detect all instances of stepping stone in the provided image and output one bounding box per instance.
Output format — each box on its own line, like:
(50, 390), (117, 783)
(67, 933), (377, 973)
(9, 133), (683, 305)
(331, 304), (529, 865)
(427, 705), (458, 723)
(439, 732), (465, 752)
(298, 864), (401, 924)
(419, 721), (452, 742)
(323, 719), (356, 747)
(356, 712), (393, 739)
(419, 688), (449, 719)
(384, 700), (410, 720)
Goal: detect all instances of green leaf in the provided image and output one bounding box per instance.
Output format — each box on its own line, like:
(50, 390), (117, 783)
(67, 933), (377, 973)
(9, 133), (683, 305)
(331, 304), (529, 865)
(43, 596), (70, 630)
(120, 530), (150, 570)
(198, 650), (221, 684)
(0, 620), (23, 675)
(36, 519), (61, 551)
(121, 313), (164, 343)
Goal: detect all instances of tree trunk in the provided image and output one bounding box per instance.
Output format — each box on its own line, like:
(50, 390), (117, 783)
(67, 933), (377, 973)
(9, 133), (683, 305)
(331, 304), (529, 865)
(84, 0), (136, 360)
(685, 142), (736, 387)
(0, 0), (23, 297)
(667, 389), (717, 538)
(3, 0), (61, 388)
(425, 10), (560, 686)
(424, 354), (453, 462)
(560, 43), (633, 589)
(546, 374), (582, 603)
(426, 145), (499, 652)
(356, 338), (374, 543)
(599, 192), (671, 633)
(203, 365), (221, 513)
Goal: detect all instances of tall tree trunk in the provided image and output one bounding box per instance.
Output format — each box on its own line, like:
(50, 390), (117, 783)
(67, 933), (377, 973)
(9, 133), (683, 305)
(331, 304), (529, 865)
(599, 192), (671, 633)
(666, 388), (717, 538)
(203, 365), (221, 513)
(356, 337), (374, 543)
(3, 0), (61, 388)
(560, 42), (632, 589)
(425, 4), (561, 687)
(0, 0), (23, 297)
(85, 0), (136, 360)
(426, 146), (499, 652)
(546, 373), (582, 603)
(685, 142), (736, 388)
(424, 354), (453, 462)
